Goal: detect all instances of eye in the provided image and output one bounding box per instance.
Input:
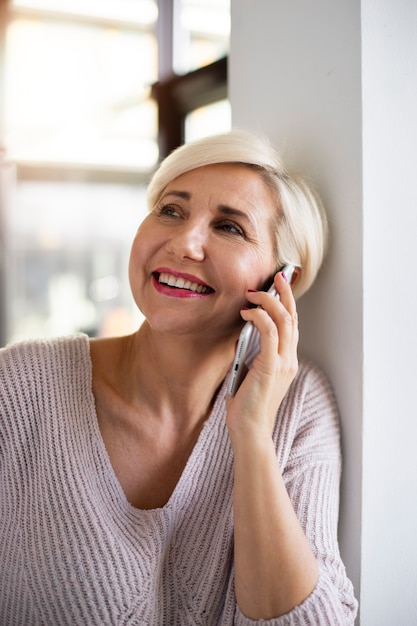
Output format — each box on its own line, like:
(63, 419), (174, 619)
(216, 220), (245, 237)
(155, 203), (181, 218)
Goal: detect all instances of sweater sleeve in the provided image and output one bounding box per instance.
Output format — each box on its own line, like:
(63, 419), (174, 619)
(234, 361), (358, 626)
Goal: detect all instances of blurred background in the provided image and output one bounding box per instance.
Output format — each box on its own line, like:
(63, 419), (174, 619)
(0, 0), (231, 346)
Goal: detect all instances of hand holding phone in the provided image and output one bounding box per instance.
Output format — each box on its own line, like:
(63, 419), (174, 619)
(227, 265), (295, 396)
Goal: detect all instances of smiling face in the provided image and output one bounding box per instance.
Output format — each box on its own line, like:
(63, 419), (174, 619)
(129, 163), (278, 341)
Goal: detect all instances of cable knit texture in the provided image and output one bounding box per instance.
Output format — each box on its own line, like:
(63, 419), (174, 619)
(0, 334), (357, 625)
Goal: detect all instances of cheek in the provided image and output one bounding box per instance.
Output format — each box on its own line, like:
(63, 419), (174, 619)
(222, 257), (274, 310)
(236, 248), (275, 289)
(128, 230), (150, 297)
(128, 233), (142, 277)
(129, 219), (155, 273)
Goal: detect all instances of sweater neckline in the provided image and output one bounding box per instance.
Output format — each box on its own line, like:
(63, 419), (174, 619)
(80, 334), (229, 519)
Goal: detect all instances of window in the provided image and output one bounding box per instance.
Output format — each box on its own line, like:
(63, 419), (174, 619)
(4, 0), (159, 176)
(173, 0), (230, 74)
(0, 0), (230, 345)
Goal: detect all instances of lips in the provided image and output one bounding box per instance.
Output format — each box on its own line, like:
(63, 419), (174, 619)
(153, 269), (214, 296)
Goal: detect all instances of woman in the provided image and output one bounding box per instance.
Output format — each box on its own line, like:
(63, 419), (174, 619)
(0, 130), (358, 625)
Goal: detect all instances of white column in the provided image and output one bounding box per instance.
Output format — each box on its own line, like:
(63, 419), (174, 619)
(361, 1), (417, 624)
(230, 1), (417, 623)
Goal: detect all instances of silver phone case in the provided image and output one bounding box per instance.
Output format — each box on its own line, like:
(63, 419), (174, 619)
(227, 265), (294, 396)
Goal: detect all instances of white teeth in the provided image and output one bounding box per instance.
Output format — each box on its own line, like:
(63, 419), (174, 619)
(158, 272), (210, 293)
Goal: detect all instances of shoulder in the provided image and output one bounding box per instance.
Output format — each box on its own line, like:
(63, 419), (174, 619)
(292, 357), (338, 409)
(275, 357), (341, 466)
(0, 332), (89, 368)
(0, 334), (92, 441)
(0, 333), (91, 395)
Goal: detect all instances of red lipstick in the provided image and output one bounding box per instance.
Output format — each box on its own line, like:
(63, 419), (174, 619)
(152, 268), (214, 298)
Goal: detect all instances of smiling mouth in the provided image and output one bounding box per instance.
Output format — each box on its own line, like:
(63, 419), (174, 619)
(154, 272), (214, 294)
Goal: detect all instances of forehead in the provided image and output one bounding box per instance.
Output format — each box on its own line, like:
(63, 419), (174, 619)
(163, 163), (276, 213)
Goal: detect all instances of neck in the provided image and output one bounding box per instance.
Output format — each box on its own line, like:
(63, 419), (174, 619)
(119, 322), (236, 426)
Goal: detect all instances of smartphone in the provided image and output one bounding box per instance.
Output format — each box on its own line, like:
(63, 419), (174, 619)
(227, 264), (295, 396)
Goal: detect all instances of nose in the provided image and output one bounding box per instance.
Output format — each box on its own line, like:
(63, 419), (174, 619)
(165, 222), (206, 262)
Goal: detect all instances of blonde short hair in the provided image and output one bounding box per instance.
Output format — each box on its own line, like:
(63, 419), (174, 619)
(147, 130), (328, 299)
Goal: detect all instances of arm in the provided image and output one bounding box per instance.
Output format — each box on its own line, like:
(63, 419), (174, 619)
(226, 273), (357, 624)
(230, 432), (319, 620)
(232, 371), (358, 625)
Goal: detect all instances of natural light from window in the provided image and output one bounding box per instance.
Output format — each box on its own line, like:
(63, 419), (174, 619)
(5, 0), (159, 172)
(1, 0), (231, 344)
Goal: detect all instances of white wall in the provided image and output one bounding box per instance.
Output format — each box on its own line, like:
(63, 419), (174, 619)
(230, 1), (417, 624)
(361, 1), (417, 624)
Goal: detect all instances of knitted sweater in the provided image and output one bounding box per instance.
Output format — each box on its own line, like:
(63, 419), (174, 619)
(0, 334), (357, 625)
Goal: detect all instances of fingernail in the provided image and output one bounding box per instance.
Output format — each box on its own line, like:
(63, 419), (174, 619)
(281, 272), (287, 282)
(247, 288), (258, 293)
(241, 306), (250, 310)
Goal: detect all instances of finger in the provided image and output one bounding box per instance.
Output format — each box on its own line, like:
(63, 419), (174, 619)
(240, 303), (296, 369)
(239, 305), (298, 407)
(272, 272), (299, 351)
(273, 271), (297, 317)
(245, 282), (298, 357)
(240, 306), (279, 367)
(274, 303), (298, 357)
(246, 272), (295, 317)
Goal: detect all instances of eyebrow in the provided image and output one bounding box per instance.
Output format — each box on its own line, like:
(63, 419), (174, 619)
(161, 190), (257, 228)
(162, 190), (190, 201)
(217, 204), (256, 228)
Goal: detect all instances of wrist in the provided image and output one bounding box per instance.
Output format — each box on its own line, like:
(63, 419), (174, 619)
(227, 426), (276, 458)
